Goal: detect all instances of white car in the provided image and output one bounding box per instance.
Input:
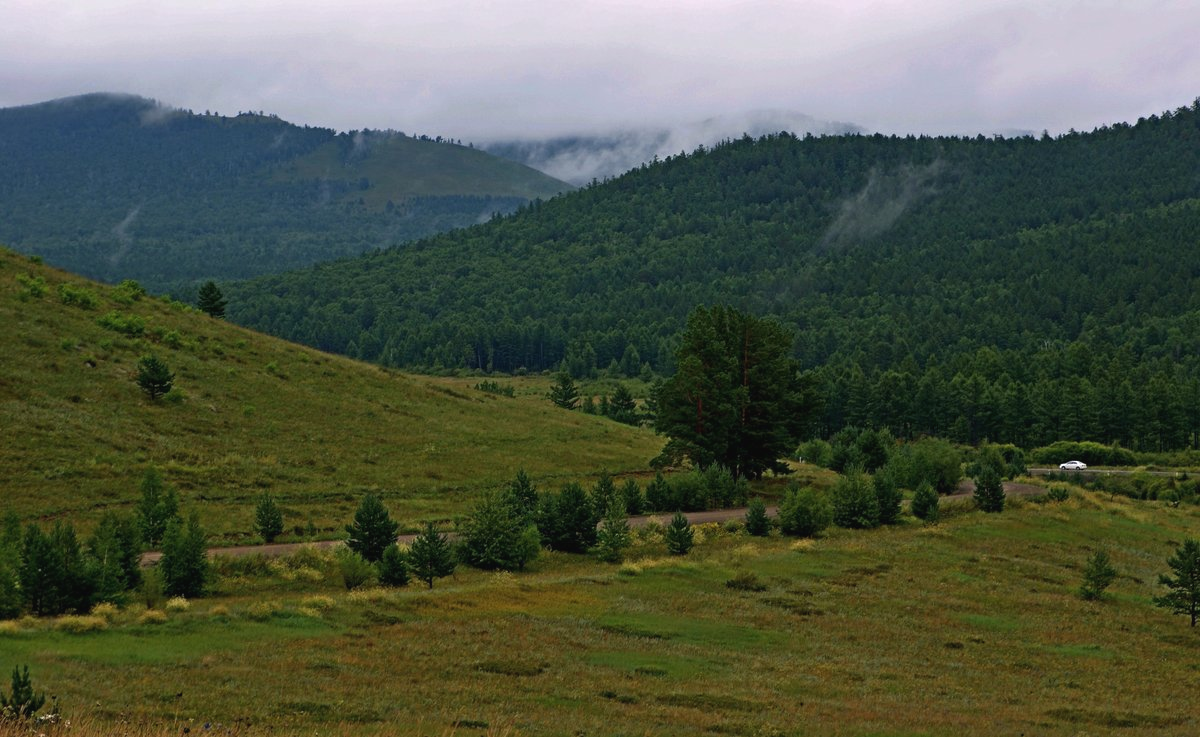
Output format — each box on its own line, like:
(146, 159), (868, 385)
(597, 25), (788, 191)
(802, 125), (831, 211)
(1059, 460), (1087, 470)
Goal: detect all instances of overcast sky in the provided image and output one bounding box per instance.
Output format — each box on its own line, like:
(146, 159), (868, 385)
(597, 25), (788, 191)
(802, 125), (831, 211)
(2, 0), (1197, 140)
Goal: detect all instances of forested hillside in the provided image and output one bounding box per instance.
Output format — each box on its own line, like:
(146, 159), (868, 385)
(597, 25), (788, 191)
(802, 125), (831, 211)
(229, 100), (1200, 451)
(0, 94), (569, 291)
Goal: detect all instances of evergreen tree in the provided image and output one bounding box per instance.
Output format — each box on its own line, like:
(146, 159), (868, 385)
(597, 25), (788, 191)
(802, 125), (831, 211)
(254, 493), (285, 543)
(654, 306), (817, 479)
(973, 463), (1006, 513)
(832, 469), (880, 529)
(51, 522), (95, 613)
(608, 384), (639, 425)
(408, 522), (456, 589)
(536, 482), (597, 553)
(197, 280), (227, 318)
(1079, 549), (1117, 601)
(19, 524), (67, 616)
(0, 514), (21, 619)
(744, 498), (771, 536)
(136, 354), (174, 400)
(590, 472), (618, 517)
(547, 372), (580, 410)
(778, 485), (832, 537)
(664, 512), (694, 555)
(1155, 538), (1200, 626)
(595, 500), (631, 563)
(460, 492), (540, 571)
(136, 467), (179, 547)
(159, 515), (209, 599)
(378, 543), (410, 587)
(87, 512), (142, 603)
(644, 471), (673, 512)
(619, 477), (646, 516)
(503, 469), (539, 523)
(873, 464), (903, 525)
(345, 493), (399, 563)
(0, 665), (46, 720)
(910, 481), (940, 522)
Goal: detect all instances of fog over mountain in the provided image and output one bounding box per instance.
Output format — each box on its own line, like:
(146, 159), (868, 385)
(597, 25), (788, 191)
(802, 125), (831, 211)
(482, 110), (864, 185)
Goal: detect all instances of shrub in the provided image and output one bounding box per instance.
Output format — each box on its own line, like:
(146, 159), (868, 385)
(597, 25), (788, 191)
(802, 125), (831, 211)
(595, 500), (631, 563)
(873, 465), (903, 525)
(973, 463), (1005, 513)
(1029, 441), (1137, 467)
(910, 482), (940, 522)
(796, 438), (832, 467)
(137, 609), (168, 625)
(725, 572), (768, 592)
(337, 549), (376, 590)
(15, 273), (47, 299)
(54, 615), (108, 634)
(778, 485), (832, 537)
(245, 601), (283, 621)
(96, 311), (145, 336)
(890, 437), (963, 494)
(832, 469), (880, 529)
(164, 597), (190, 612)
(460, 492), (540, 571)
(57, 283), (98, 309)
(111, 279), (146, 305)
(90, 602), (119, 621)
(1045, 485), (1070, 503)
(474, 380), (515, 397)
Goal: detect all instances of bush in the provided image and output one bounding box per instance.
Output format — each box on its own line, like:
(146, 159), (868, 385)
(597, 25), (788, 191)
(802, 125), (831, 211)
(973, 463), (1005, 513)
(725, 572), (768, 592)
(337, 549), (376, 590)
(910, 482), (940, 522)
(873, 465), (903, 525)
(111, 279), (146, 305)
(796, 438), (833, 467)
(96, 311), (145, 336)
(15, 273), (47, 299)
(1, 666), (46, 720)
(1029, 441), (1137, 467)
(832, 469), (880, 529)
(1045, 485), (1070, 503)
(778, 485), (832, 537)
(57, 283), (98, 309)
(890, 437), (963, 494)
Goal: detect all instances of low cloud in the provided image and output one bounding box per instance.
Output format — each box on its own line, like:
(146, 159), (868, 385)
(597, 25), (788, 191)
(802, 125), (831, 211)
(819, 161), (944, 251)
(109, 205), (142, 265)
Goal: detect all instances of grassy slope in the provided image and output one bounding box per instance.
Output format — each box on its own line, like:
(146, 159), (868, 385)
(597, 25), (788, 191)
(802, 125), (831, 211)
(0, 248), (662, 540)
(277, 135), (571, 207)
(3, 490), (1199, 736)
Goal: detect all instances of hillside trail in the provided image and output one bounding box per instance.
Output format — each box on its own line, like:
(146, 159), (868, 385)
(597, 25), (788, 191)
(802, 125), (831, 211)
(139, 480), (1042, 565)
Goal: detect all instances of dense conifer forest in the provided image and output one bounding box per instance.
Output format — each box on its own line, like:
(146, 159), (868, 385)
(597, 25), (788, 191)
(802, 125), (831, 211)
(229, 101), (1200, 451)
(0, 94), (568, 291)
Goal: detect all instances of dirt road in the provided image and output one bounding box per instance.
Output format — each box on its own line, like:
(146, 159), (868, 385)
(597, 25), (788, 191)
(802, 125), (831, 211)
(140, 480), (1044, 565)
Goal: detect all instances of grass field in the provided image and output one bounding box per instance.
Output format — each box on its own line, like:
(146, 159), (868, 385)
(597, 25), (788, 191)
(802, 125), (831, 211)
(2, 487), (1198, 736)
(0, 248), (662, 541)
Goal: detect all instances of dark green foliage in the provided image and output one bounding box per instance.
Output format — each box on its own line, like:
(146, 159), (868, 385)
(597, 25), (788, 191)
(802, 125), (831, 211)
(224, 109), (1200, 453)
(1029, 441), (1138, 467)
(645, 472), (672, 513)
(890, 438), (963, 495)
(744, 498), (771, 536)
(0, 94), (565, 289)
(136, 354), (174, 400)
(197, 281), (227, 318)
(136, 468), (180, 547)
(0, 567), (18, 620)
(973, 463), (1006, 513)
(96, 310), (145, 336)
(337, 548), (376, 590)
(536, 482), (598, 553)
(664, 512), (694, 556)
(345, 493), (399, 563)
(503, 469), (539, 524)
(590, 473), (618, 518)
(254, 493), (285, 543)
(19, 522), (96, 616)
(1, 665), (46, 720)
(460, 492), (540, 571)
(547, 372), (580, 410)
(0, 514), (21, 619)
(778, 485), (832, 537)
(408, 523), (456, 589)
(377, 544), (410, 587)
(595, 500), (632, 563)
(832, 469), (880, 529)
(87, 512), (142, 602)
(1154, 539), (1200, 626)
(159, 514), (209, 598)
(910, 482), (940, 522)
(606, 384), (639, 425)
(796, 438), (833, 468)
(1079, 550), (1117, 601)
(619, 478), (645, 516)
(474, 379), (515, 397)
(873, 465), (903, 525)
(829, 427), (894, 473)
(654, 306), (816, 479)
